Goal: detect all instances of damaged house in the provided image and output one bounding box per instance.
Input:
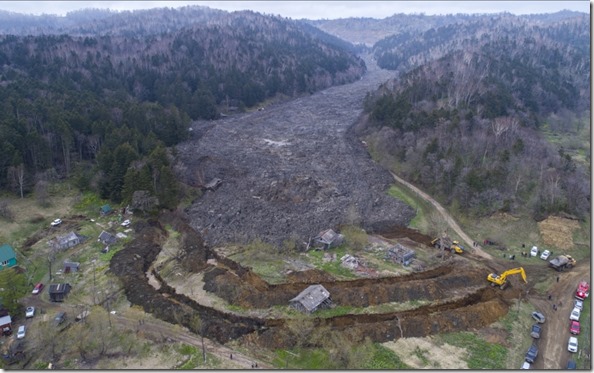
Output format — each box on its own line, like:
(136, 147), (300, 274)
(309, 229), (344, 250)
(386, 244), (416, 266)
(289, 284), (332, 314)
(50, 232), (86, 251)
(98, 231), (117, 246)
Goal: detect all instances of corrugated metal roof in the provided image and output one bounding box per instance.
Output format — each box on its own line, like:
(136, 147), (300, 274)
(0, 245), (15, 263)
(290, 284), (330, 312)
(316, 229), (338, 244)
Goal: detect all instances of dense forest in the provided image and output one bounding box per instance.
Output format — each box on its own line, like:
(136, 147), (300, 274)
(362, 13), (590, 219)
(0, 8), (365, 207)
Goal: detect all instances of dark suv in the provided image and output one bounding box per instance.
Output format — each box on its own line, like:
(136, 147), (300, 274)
(530, 324), (542, 339)
(54, 312), (66, 326)
(525, 344), (538, 363)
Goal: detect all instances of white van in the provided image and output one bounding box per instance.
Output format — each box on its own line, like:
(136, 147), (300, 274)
(530, 246), (538, 257)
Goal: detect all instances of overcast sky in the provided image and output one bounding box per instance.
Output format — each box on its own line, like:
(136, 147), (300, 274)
(0, 1), (589, 19)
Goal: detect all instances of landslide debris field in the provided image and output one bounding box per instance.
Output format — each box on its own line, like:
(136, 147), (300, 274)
(124, 56), (532, 351)
(177, 55), (415, 247)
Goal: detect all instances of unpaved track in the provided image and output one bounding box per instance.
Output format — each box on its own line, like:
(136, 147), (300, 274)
(389, 171), (493, 260)
(531, 262), (590, 369)
(113, 314), (270, 369)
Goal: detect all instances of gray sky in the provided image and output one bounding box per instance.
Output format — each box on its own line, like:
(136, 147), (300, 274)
(0, 1), (589, 19)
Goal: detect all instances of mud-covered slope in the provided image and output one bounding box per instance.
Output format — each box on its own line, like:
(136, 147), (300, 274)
(178, 55), (414, 247)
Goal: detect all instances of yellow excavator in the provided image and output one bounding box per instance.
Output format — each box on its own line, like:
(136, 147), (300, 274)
(431, 237), (465, 254)
(487, 267), (527, 289)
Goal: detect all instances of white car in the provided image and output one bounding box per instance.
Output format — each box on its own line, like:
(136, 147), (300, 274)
(540, 250), (550, 260)
(569, 307), (581, 321)
(530, 246), (538, 257)
(568, 336), (578, 353)
(51, 218), (62, 226)
(25, 306), (35, 318)
(574, 299), (583, 311)
(521, 361), (531, 369)
(16, 325), (25, 339)
(121, 219), (131, 227)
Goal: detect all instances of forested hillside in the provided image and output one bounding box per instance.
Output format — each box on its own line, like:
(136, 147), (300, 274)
(0, 8), (364, 206)
(310, 10), (583, 47)
(362, 13), (590, 220)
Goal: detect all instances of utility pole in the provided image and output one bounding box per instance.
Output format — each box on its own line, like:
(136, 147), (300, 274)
(92, 258), (96, 305)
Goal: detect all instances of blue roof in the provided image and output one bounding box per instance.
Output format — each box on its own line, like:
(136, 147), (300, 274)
(0, 245), (16, 263)
(101, 204), (112, 212)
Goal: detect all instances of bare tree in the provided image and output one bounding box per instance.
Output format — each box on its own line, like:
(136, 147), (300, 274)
(8, 164), (25, 198)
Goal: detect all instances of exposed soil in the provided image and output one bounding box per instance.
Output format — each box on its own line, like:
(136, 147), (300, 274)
(537, 215), (581, 250)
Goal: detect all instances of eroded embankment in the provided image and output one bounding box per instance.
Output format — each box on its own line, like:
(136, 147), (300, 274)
(111, 214), (511, 349)
(203, 255), (487, 308)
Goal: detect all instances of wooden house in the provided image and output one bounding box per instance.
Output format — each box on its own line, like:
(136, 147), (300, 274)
(49, 283), (71, 302)
(289, 284), (332, 313)
(0, 244), (17, 270)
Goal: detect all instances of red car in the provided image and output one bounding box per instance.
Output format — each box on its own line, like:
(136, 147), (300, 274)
(570, 321), (580, 335)
(576, 281), (589, 300)
(32, 283), (44, 295)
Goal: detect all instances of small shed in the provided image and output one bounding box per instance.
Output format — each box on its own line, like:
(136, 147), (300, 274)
(0, 244), (17, 270)
(310, 229), (344, 250)
(100, 204), (113, 216)
(63, 261), (80, 273)
(50, 232), (86, 251)
(49, 283), (71, 302)
(386, 244), (416, 266)
(289, 284), (332, 314)
(203, 178), (222, 191)
(98, 231), (117, 246)
(0, 315), (12, 335)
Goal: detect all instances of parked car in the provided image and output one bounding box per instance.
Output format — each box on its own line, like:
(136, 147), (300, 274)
(525, 344), (538, 363)
(121, 219), (131, 227)
(50, 218), (62, 227)
(570, 320), (580, 335)
(25, 307), (35, 318)
(575, 281), (589, 300)
(574, 299), (583, 311)
(530, 246), (538, 257)
(531, 311), (546, 324)
(16, 325), (25, 340)
(530, 324), (542, 338)
(32, 283), (44, 295)
(568, 336), (578, 353)
(567, 360), (577, 369)
(54, 312), (66, 326)
(569, 307), (581, 321)
(521, 361), (531, 369)
(540, 249), (551, 260)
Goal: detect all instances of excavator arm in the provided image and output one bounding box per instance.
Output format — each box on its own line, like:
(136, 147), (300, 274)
(487, 267), (527, 289)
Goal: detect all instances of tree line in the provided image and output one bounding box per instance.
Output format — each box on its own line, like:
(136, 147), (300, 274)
(363, 28), (590, 220)
(0, 10), (364, 208)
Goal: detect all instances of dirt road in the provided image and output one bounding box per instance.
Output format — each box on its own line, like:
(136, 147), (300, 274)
(112, 314), (271, 369)
(531, 263), (590, 369)
(389, 171), (493, 260)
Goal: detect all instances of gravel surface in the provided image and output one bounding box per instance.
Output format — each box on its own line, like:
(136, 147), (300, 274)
(178, 55), (415, 247)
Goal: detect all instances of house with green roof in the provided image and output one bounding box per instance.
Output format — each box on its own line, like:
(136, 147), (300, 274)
(0, 245), (17, 270)
(100, 204), (113, 216)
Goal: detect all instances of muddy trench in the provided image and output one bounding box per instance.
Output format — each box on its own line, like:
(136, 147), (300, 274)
(110, 214), (513, 349)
